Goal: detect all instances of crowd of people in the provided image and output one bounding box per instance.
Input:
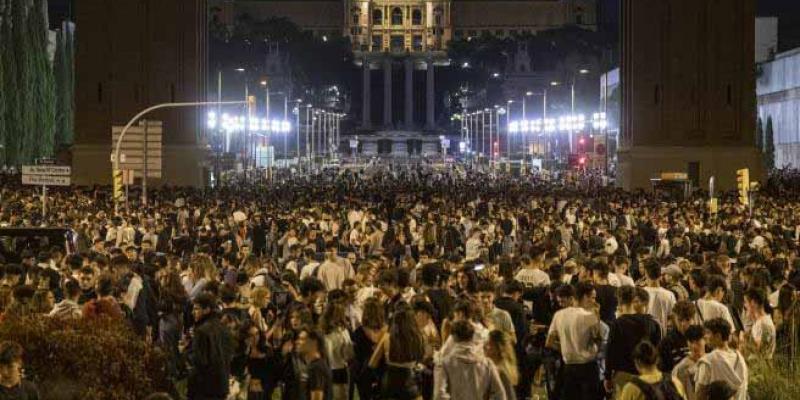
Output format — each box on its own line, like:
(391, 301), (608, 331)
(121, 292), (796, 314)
(0, 165), (798, 400)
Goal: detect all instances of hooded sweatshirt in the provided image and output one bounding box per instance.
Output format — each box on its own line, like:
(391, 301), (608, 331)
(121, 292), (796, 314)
(433, 342), (507, 400)
(695, 348), (748, 400)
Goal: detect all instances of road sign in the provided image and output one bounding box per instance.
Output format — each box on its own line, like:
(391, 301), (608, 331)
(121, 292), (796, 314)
(112, 119), (163, 178)
(22, 165), (71, 176)
(21, 174), (70, 186)
(122, 169), (135, 185)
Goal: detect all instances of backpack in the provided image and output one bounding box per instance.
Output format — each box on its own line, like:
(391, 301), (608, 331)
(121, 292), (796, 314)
(630, 375), (683, 400)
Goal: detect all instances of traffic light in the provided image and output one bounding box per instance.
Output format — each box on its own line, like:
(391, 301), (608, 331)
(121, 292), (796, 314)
(113, 169), (123, 202)
(736, 168), (749, 205)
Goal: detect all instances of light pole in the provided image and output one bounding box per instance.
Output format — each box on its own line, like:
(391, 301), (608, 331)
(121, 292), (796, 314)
(480, 111), (486, 157)
(320, 111), (327, 159)
(305, 105), (312, 167)
(506, 100), (513, 159)
(236, 68), (252, 170)
(114, 100), (248, 212)
(294, 99), (302, 166)
(312, 110), (318, 163)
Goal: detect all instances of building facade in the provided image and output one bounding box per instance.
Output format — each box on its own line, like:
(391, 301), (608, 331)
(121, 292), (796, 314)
(211, 0), (597, 154)
(73, 0), (208, 186)
(758, 47), (800, 169)
(618, 0), (761, 191)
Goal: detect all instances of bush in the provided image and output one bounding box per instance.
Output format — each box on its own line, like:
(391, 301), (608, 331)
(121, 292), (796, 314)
(0, 315), (170, 400)
(749, 357), (800, 400)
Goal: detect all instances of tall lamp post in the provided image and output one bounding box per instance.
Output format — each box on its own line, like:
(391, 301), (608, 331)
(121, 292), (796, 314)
(294, 99), (302, 166)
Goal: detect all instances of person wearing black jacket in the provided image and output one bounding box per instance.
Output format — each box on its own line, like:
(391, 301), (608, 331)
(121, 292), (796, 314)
(494, 281), (530, 400)
(188, 293), (235, 400)
(604, 286), (662, 396)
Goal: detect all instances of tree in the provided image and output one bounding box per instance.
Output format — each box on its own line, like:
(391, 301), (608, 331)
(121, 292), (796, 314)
(210, 15), (356, 107)
(54, 25), (74, 149)
(765, 116), (775, 171)
(6, 0), (27, 165)
(756, 117), (764, 153)
(28, 0), (55, 159)
(0, 2), (5, 167)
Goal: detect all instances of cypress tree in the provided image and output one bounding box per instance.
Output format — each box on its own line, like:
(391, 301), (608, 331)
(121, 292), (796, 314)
(11, 0), (33, 163)
(2, 0), (20, 166)
(54, 27), (66, 149)
(0, 3), (5, 167)
(765, 116), (775, 171)
(756, 117), (764, 153)
(64, 22), (74, 145)
(28, 0), (55, 159)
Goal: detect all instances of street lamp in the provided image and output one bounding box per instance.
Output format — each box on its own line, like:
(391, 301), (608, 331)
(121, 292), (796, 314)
(506, 100), (514, 159)
(294, 99), (302, 164)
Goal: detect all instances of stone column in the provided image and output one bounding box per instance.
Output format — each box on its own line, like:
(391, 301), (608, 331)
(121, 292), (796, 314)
(383, 57), (392, 128)
(404, 58), (414, 129)
(362, 60), (371, 129)
(425, 59), (435, 130)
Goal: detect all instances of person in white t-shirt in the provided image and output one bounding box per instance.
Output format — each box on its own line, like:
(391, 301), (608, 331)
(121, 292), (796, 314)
(642, 260), (676, 336)
(672, 325), (706, 400)
(695, 318), (748, 400)
(742, 288), (776, 360)
(608, 255), (635, 287)
(514, 251), (550, 288)
(299, 248), (321, 280)
(546, 283), (607, 400)
(316, 244), (354, 291)
(464, 229), (483, 261)
(694, 275), (737, 333)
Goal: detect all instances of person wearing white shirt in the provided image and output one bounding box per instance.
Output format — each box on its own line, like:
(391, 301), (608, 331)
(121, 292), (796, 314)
(642, 261), (676, 336)
(316, 245), (354, 291)
(694, 275), (737, 333)
(672, 325), (706, 400)
(603, 233), (619, 255)
(695, 318), (748, 400)
(742, 288), (776, 360)
(299, 248), (321, 280)
(546, 283), (607, 400)
(514, 252), (550, 288)
(608, 256), (635, 287)
(464, 230), (483, 261)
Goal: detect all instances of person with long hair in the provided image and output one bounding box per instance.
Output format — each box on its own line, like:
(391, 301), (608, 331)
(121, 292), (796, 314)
(156, 270), (188, 390)
(319, 302), (354, 400)
(352, 298), (386, 400)
(485, 330), (519, 400)
(369, 302), (426, 400)
(186, 256), (218, 301)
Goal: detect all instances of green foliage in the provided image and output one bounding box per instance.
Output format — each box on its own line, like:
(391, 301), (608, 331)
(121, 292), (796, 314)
(765, 116), (775, 171)
(756, 117), (764, 153)
(28, 0), (55, 159)
(749, 357), (800, 400)
(0, 4), (5, 166)
(0, 0), (57, 165)
(54, 24), (74, 149)
(0, 316), (170, 400)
